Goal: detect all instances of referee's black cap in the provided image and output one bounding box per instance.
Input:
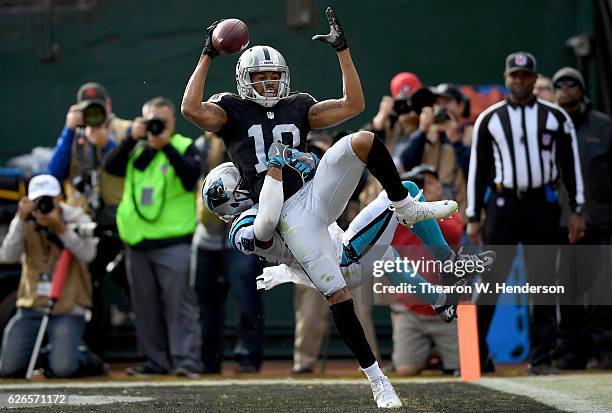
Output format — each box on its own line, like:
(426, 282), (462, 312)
(504, 52), (537, 75)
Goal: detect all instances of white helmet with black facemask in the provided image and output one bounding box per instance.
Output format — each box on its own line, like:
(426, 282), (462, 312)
(235, 45), (290, 107)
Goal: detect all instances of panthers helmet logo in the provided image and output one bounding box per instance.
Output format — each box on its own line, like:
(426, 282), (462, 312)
(205, 179), (229, 211)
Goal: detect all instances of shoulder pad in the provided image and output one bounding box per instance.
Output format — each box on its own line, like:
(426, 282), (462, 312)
(287, 92), (318, 104)
(208, 92), (235, 103)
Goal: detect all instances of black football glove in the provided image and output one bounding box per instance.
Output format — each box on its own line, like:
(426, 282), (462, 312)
(312, 7), (348, 52)
(202, 19), (224, 58)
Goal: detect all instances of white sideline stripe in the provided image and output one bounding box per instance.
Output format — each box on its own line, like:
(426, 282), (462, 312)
(0, 377), (456, 390)
(478, 377), (611, 413)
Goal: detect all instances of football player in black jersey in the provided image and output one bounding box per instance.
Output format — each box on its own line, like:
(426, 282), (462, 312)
(183, 8), (459, 409)
(182, 8), (364, 203)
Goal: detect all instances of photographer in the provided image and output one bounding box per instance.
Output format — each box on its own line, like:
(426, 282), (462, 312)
(48, 83), (130, 215)
(104, 97), (203, 376)
(46, 82), (130, 355)
(399, 85), (471, 216)
(391, 165), (463, 376)
(362, 72), (423, 162)
(0, 175), (104, 378)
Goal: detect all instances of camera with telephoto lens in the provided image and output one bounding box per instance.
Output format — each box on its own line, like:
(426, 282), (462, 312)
(77, 100), (107, 127)
(145, 117), (166, 136)
(433, 107), (451, 124)
(34, 195), (55, 214)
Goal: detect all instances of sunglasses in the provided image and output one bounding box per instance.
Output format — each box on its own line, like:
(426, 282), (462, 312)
(554, 79), (580, 89)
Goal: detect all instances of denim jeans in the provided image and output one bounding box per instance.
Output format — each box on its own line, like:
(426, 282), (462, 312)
(0, 308), (94, 378)
(194, 248), (264, 371)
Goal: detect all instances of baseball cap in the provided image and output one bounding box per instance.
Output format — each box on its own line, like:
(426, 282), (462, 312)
(390, 72), (423, 98)
(433, 83), (465, 102)
(28, 174), (61, 201)
(76, 82), (108, 103)
(406, 164), (439, 179)
(552, 67), (585, 91)
(504, 52), (537, 75)
(400, 164), (439, 188)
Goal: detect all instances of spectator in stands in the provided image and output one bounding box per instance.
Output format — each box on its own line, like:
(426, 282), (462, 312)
(431, 84), (473, 175)
(0, 175), (104, 378)
(193, 132), (264, 374)
(552, 67), (612, 370)
(104, 97), (202, 377)
(533, 75), (555, 102)
(390, 165), (462, 375)
(46, 82), (131, 355)
(399, 85), (470, 216)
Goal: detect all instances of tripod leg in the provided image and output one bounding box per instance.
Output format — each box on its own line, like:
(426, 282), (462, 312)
(25, 314), (49, 381)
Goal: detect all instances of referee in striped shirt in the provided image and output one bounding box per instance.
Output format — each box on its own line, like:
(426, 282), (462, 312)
(466, 52), (586, 375)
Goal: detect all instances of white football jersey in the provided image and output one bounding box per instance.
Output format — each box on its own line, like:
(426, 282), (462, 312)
(229, 204), (344, 271)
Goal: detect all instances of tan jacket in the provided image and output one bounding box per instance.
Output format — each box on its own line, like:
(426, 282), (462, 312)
(66, 115), (131, 210)
(0, 204), (96, 315)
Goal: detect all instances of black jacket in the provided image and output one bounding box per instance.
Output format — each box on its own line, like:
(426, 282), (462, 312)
(560, 103), (612, 226)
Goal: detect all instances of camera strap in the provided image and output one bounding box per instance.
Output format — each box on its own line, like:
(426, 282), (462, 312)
(35, 227), (64, 277)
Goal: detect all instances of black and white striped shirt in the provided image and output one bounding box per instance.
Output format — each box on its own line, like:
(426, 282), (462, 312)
(466, 97), (585, 221)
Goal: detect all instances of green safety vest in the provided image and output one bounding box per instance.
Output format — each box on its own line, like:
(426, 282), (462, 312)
(117, 134), (196, 246)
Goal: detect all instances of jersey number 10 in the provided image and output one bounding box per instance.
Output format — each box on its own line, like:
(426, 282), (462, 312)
(248, 123), (301, 173)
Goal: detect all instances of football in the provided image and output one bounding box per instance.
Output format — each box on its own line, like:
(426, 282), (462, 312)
(212, 19), (249, 55)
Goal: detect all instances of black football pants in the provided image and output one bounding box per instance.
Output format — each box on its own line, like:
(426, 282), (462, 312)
(479, 190), (560, 368)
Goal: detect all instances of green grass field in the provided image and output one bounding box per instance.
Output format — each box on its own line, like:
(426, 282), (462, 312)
(1, 374), (610, 412)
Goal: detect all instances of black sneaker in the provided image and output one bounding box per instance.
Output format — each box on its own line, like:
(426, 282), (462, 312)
(126, 364), (168, 376)
(434, 304), (458, 323)
(432, 277), (465, 322)
(482, 358), (496, 373)
(552, 354), (587, 370)
(84, 351), (109, 377)
(173, 366), (201, 379)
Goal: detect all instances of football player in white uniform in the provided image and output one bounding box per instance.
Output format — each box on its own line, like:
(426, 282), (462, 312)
(202, 143), (494, 408)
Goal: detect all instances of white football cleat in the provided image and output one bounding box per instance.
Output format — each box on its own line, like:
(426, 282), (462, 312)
(370, 376), (402, 408)
(392, 189), (458, 228)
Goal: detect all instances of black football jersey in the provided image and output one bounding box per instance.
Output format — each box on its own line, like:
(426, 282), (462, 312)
(209, 92), (317, 202)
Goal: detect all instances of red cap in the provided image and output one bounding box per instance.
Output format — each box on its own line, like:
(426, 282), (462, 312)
(390, 72), (423, 97)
